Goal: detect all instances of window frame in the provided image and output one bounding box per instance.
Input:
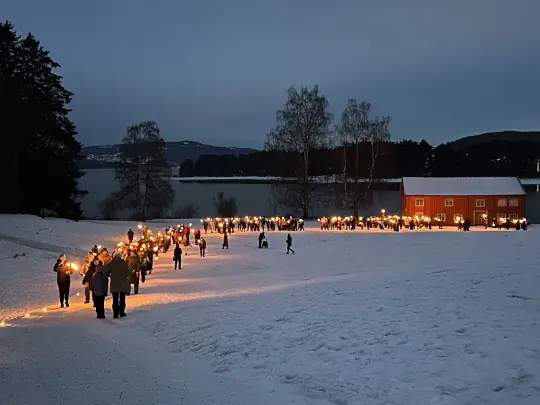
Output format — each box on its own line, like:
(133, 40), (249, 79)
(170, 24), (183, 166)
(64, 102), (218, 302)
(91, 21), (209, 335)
(444, 198), (454, 207)
(436, 213), (447, 221)
(475, 199), (486, 208)
(415, 198), (424, 207)
(508, 198), (519, 207)
(453, 214), (463, 223)
(497, 198), (507, 207)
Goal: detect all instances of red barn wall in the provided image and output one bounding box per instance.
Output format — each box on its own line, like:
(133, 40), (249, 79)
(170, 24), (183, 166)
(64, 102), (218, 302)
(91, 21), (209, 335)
(402, 194), (525, 225)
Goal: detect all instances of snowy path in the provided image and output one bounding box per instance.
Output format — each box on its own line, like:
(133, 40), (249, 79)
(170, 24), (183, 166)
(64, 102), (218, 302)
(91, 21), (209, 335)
(0, 310), (328, 405)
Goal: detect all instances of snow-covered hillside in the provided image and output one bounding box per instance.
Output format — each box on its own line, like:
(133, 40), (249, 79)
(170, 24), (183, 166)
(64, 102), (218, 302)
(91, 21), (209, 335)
(1, 215), (539, 404)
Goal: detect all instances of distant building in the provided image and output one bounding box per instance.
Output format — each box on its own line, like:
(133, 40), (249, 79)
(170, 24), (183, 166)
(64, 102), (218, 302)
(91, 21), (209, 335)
(400, 177), (526, 226)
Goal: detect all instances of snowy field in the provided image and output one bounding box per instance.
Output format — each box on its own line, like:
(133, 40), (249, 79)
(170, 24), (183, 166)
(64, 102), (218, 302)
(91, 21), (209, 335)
(1, 215), (540, 404)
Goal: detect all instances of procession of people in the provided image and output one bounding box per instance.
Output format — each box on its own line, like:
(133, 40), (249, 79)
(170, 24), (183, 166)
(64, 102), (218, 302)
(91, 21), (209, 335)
(54, 219), (299, 320)
(53, 210), (526, 320)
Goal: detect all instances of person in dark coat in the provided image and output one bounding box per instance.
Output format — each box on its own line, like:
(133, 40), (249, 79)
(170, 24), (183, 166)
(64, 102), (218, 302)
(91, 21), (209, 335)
(222, 232), (229, 249)
(173, 243), (182, 270)
(199, 237), (207, 257)
(104, 253), (130, 318)
(258, 231), (266, 248)
(54, 254), (71, 308)
(90, 262), (108, 319)
(81, 252), (96, 303)
(82, 257), (99, 304)
(126, 251), (140, 295)
(286, 234), (295, 254)
(127, 228), (134, 243)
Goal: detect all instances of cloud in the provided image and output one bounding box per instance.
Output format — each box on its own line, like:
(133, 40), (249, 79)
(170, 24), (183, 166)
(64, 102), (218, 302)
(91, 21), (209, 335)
(4, 0), (540, 147)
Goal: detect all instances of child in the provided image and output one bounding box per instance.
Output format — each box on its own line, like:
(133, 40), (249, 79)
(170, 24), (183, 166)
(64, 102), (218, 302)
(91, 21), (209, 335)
(90, 261), (108, 319)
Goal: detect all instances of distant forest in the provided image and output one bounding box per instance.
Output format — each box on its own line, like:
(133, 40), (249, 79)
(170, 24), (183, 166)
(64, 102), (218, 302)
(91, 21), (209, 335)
(179, 139), (540, 179)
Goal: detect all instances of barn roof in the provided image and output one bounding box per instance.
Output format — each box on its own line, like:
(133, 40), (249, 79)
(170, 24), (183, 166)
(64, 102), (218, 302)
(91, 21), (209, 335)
(401, 177), (526, 196)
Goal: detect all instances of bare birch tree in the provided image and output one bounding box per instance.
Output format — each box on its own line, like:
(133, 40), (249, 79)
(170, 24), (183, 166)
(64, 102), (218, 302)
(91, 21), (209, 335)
(337, 100), (390, 216)
(265, 86), (332, 218)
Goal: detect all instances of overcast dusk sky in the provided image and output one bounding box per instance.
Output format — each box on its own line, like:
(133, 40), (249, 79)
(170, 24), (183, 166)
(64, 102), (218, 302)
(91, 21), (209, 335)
(5, 0), (540, 148)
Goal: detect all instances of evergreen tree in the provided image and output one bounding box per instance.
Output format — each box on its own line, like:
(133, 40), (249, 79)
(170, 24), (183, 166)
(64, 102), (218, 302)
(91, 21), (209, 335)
(111, 120), (174, 221)
(0, 21), (85, 218)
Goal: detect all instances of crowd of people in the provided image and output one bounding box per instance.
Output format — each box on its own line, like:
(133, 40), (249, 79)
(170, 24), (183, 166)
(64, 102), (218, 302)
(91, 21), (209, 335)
(201, 216), (304, 233)
(318, 214), (434, 231)
(52, 219), (301, 319)
(52, 222), (209, 319)
(318, 214), (529, 231)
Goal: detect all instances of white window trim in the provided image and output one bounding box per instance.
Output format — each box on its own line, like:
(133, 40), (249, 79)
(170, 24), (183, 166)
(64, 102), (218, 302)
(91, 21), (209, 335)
(509, 213), (518, 220)
(444, 198), (454, 207)
(508, 198), (519, 207)
(415, 198), (424, 207)
(436, 213), (447, 221)
(497, 198), (507, 207)
(476, 199), (486, 208)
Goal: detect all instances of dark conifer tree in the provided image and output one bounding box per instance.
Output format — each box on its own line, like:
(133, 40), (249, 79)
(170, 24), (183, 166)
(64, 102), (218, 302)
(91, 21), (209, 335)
(0, 21), (85, 219)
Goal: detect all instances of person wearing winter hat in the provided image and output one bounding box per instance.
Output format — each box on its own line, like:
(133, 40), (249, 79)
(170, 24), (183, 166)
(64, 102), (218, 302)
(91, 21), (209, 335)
(103, 252), (130, 318)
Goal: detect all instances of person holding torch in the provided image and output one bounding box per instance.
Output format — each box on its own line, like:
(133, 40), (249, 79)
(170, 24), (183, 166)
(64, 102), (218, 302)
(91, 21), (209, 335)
(53, 254), (72, 308)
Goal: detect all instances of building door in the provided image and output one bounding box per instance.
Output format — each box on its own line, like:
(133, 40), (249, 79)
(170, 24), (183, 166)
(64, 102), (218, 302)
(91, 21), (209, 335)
(473, 210), (487, 226)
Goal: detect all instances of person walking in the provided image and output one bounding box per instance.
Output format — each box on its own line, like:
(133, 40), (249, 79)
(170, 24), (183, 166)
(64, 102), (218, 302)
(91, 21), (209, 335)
(54, 254), (71, 308)
(286, 234), (295, 254)
(82, 256), (98, 304)
(199, 237), (207, 257)
(105, 253), (130, 318)
(82, 252), (95, 304)
(173, 243), (182, 270)
(126, 251), (140, 295)
(222, 232), (229, 249)
(90, 260), (107, 319)
(127, 228), (134, 243)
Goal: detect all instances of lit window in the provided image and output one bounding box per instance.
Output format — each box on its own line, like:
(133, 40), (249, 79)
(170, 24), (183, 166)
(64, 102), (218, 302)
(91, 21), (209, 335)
(476, 199), (486, 208)
(415, 199), (424, 207)
(444, 199), (454, 207)
(497, 199), (507, 207)
(509, 199), (518, 207)
(436, 213), (446, 221)
(453, 214), (463, 223)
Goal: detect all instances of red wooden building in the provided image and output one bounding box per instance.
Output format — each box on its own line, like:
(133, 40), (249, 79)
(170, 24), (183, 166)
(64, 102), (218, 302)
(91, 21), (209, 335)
(400, 177), (526, 226)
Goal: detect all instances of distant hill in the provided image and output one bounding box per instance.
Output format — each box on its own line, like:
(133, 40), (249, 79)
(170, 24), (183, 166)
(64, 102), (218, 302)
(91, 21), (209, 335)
(449, 130), (540, 149)
(79, 141), (258, 169)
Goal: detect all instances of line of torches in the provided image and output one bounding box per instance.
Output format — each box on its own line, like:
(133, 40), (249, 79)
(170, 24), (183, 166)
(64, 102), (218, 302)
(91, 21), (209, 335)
(318, 210), (433, 229)
(0, 223), (169, 328)
(200, 216), (303, 231)
(317, 211), (527, 229)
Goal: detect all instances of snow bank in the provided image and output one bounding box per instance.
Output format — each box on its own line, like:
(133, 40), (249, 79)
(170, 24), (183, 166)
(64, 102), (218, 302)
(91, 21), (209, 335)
(0, 215), (128, 253)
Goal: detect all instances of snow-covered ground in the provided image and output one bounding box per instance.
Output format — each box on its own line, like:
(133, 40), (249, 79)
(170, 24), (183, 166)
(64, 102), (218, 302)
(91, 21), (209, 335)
(1, 215), (539, 404)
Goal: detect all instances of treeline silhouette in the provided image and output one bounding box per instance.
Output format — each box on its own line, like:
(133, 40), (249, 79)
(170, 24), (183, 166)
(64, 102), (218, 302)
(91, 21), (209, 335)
(179, 139), (540, 179)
